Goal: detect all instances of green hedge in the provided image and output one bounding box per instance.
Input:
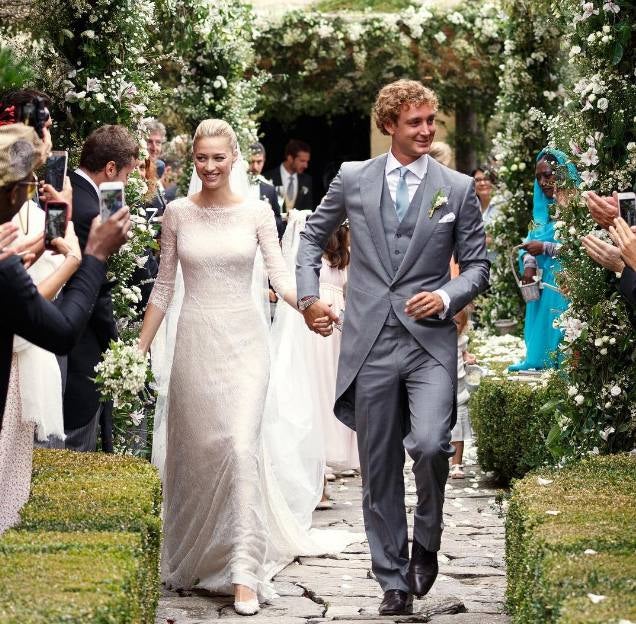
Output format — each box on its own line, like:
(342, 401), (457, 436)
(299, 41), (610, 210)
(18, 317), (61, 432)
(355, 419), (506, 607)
(506, 455), (636, 623)
(0, 450), (162, 623)
(470, 377), (565, 484)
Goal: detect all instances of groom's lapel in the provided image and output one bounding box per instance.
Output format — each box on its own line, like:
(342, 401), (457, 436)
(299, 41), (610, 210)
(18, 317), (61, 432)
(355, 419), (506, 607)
(360, 155), (393, 280)
(393, 158), (451, 284)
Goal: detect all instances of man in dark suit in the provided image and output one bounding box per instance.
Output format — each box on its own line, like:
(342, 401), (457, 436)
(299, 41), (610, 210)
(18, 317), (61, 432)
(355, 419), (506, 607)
(264, 139), (314, 212)
(0, 123), (131, 427)
(64, 125), (140, 451)
(248, 142), (284, 239)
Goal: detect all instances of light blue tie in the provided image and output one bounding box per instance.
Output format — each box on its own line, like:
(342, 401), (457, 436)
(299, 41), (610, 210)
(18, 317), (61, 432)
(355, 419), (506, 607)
(395, 166), (409, 222)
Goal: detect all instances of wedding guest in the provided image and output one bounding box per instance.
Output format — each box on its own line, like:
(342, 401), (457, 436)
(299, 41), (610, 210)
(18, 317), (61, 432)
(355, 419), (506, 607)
(0, 124), (131, 523)
(610, 216), (636, 308)
(145, 118), (166, 162)
(311, 222), (359, 509)
(2, 190), (83, 533)
(264, 139), (314, 212)
(429, 142), (453, 168)
(64, 125), (139, 452)
(248, 143), (284, 239)
(509, 148), (580, 372)
(471, 166), (501, 262)
(449, 308), (476, 479)
(584, 191), (636, 309)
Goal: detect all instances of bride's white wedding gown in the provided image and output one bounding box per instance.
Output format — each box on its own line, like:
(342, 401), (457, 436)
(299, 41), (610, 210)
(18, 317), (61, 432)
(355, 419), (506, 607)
(148, 197), (359, 598)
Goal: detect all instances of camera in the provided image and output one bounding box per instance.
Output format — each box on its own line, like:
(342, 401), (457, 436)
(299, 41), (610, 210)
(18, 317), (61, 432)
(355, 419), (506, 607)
(618, 192), (636, 227)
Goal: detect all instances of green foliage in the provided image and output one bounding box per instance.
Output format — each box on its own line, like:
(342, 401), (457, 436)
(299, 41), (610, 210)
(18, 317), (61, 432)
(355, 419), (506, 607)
(477, 0), (567, 327)
(0, 45), (34, 92)
(313, 0), (414, 12)
(542, 0), (636, 461)
(254, 2), (503, 125)
(0, 449), (162, 623)
(505, 454), (636, 623)
(470, 376), (565, 484)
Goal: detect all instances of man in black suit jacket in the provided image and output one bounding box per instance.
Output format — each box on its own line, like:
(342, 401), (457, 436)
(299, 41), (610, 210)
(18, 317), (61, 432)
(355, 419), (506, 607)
(0, 123), (131, 426)
(264, 139), (314, 212)
(63, 125), (139, 451)
(248, 143), (285, 239)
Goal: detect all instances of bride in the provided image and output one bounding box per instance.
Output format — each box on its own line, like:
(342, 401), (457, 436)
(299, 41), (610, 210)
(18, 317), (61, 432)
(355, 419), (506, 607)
(139, 119), (357, 616)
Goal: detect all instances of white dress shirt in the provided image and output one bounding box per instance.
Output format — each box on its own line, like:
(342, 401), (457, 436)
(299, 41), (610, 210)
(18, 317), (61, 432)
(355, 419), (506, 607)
(385, 151), (429, 204)
(279, 164), (297, 203)
(74, 168), (100, 198)
(384, 151), (450, 318)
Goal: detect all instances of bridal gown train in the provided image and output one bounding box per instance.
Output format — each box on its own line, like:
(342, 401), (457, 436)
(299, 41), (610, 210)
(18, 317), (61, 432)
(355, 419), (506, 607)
(148, 197), (359, 598)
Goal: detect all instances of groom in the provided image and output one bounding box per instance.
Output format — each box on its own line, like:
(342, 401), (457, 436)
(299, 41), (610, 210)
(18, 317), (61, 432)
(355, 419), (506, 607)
(296, 80), (489, 614)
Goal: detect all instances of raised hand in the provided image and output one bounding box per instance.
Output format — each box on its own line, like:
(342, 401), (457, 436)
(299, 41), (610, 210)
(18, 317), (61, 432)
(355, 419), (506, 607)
(581, 234), (624, 273)
(85, 206), (131, 262)
(609, 217), (636, 271)
(584, 191), (619, 230)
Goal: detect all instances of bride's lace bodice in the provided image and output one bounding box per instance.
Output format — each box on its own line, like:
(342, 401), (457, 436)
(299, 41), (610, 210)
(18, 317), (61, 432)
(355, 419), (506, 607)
(149, 197), (292, 312)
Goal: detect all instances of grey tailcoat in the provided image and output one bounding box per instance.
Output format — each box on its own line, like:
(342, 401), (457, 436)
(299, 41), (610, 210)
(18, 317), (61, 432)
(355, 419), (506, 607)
(296, 154), (490, 430)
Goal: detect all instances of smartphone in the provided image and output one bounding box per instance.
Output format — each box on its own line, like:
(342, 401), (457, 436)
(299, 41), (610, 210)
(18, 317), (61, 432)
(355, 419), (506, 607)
(99, 181), (125, 222)
(44, 151), (68, 192)
(44, 201), (69, 249)
(618, 192), (636, 227)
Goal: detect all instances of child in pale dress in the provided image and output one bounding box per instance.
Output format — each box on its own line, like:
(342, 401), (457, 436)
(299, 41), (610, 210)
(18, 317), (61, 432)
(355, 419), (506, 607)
(449, 307), (476, 479)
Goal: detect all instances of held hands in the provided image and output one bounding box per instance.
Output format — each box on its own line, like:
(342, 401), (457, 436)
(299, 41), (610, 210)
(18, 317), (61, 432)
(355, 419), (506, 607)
(609, 217), (636, 272)
(84, 207), (131, 262)
(581, 233), (624, 273)
(301, 299), (339, 336)
(405, 291), (444, 320)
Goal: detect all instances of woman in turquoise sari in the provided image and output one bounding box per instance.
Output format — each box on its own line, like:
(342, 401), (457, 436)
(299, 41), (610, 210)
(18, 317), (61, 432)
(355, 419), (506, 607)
(509, 148), (580, 372)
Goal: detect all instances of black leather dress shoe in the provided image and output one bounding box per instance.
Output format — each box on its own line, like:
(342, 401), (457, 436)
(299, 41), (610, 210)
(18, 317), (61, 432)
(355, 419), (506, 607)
(407, 539), (439, 597)
(378, 589), (413, 615)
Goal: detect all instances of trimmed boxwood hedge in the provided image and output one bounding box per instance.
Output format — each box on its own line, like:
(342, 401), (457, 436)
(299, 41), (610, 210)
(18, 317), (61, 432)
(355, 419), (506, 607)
(470, 377), (563, 484)
(506, 454), (636, 623)
(0, 449), (162, 623)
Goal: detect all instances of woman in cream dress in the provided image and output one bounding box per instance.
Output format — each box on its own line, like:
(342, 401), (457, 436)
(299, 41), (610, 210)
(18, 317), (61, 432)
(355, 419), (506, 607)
(139, 120), (357, 616)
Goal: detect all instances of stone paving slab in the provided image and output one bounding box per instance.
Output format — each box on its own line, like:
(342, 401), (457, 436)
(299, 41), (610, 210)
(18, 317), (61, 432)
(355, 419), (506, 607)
(156, 455), (509, 624)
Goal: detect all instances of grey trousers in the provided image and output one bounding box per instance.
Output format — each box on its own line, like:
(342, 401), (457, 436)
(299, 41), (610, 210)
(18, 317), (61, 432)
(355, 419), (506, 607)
(354, 323), (455, 592)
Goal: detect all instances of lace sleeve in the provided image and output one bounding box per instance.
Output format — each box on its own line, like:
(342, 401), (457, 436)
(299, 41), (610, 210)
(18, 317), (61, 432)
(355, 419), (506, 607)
(256, 202), (293, 297)
(148, 202), (178, 312)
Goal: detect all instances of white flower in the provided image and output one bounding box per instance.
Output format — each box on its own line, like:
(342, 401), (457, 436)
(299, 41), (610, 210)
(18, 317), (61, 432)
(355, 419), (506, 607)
(610, 385), (621, 396)
(597, 97), (609, 111)
(594, 338), (603, 347)
(580, 147), (599, 167)
(587, 594), (606, 604)
(602, 25), (611, 33)
(603, 1), (620, 13)
(81, 30), (96, 39)
(568, 385), (579, 397)
(433, 31), (447, 44)
(609, 337), (616, 345)
(600, 348), (608, 355)
(574, 394), (585, 406)
(584, 549), (598, 555)
(568, 226), (577, 235)
(600, 426), (615, 440)
(581, 170), (598, 186)
(537, 477), (553, 486)
(569, 45), (582, 57)
(130, 412), (144, 426)
(518, 162), (526, 171)
(95, 93), (106, 103)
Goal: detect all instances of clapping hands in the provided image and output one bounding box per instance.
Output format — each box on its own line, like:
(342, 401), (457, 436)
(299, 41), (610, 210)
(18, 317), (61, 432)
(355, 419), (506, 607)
(609, 217), (636, 272)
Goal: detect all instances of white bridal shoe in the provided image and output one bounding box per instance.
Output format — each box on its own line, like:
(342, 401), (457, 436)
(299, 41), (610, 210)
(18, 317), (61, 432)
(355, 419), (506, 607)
(234, 599), (260, 616)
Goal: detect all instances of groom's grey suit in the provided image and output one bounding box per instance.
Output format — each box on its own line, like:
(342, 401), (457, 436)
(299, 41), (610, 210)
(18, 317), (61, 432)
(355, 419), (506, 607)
(296, 153), (490, 592)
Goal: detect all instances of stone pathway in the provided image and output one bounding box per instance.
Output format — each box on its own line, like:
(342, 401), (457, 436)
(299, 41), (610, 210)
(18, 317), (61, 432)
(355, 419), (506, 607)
(157, 452), (509, 624)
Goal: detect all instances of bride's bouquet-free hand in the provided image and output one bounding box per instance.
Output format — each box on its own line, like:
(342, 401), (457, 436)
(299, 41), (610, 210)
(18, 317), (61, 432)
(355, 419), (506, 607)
(94, 339), (155, 452)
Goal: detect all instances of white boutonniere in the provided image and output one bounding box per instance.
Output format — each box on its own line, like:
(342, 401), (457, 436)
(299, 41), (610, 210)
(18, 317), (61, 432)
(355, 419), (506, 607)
(261, 194), (271, 206)
(429, 190), (448, 218)
(301, 185), (309, 195)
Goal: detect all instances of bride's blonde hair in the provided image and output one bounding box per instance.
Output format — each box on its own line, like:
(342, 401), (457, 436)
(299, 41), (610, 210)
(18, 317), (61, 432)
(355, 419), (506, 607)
(193, 119), (238, 155)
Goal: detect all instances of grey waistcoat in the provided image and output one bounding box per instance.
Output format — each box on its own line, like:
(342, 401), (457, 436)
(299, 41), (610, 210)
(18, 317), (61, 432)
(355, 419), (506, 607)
(380, 177), (428, 326)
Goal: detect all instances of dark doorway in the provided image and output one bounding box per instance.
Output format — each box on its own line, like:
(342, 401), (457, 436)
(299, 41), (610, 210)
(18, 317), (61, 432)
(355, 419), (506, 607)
(259, 112), (371, 206)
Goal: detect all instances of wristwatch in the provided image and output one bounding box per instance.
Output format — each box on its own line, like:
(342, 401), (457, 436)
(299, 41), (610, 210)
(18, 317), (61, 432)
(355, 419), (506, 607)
(298, 295), (319, 311)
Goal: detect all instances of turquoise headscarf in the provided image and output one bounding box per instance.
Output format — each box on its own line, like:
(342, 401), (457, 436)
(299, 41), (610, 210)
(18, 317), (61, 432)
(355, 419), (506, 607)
(509, 148), (580, 372)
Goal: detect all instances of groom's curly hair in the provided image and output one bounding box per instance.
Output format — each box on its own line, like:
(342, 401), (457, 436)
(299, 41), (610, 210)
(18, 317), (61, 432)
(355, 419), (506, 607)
(374, 80), (439, 136)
